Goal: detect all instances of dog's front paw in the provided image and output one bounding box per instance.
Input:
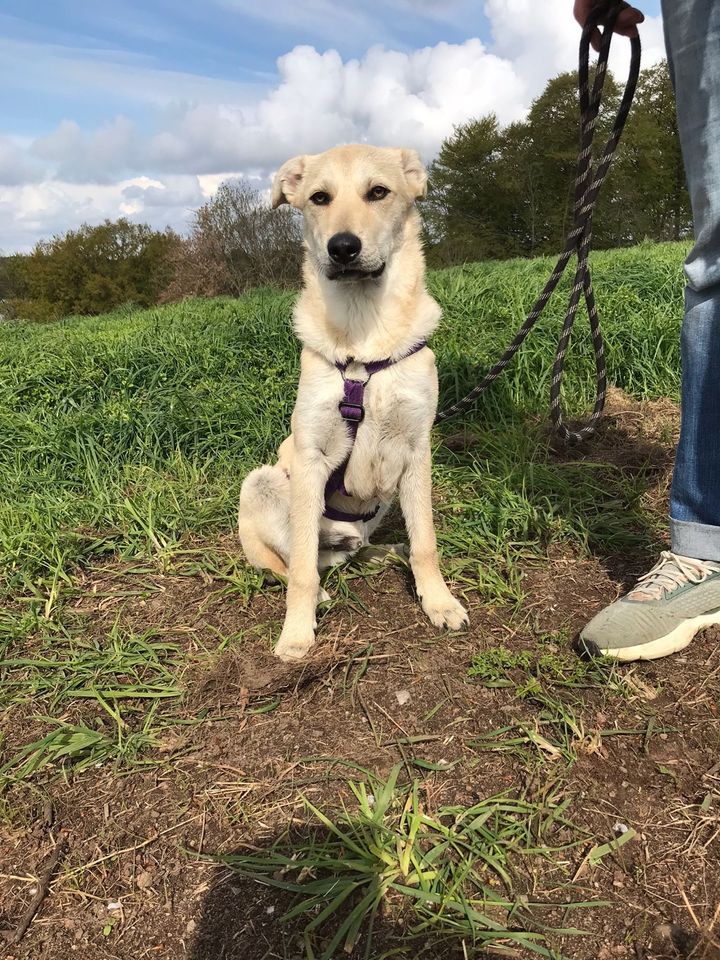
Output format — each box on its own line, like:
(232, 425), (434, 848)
(421, 590), (469, 632)
(274, 623), (316, 662)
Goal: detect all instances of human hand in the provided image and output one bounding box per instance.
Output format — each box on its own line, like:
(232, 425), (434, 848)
(573, 0), (644, 51)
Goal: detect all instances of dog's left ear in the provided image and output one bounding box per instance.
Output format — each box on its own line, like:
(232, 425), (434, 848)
(400, 148), (428, 201)
(272, 155), (306, 208)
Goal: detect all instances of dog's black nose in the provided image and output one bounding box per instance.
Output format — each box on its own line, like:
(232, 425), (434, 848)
(327, 232), (362, 265)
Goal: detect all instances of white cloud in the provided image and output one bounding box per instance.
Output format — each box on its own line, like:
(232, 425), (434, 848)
(121, 175), (206, 210)
(137, 39), (529, 178)
(0, 136), (45, 187)
(8, 34), (552, 189)
(0, 176), (202, 252)
(32, 117), (138, 184)
(197, 171), (255, 195)
(484, 0), (665, 94)
(0, 0), (668, 251)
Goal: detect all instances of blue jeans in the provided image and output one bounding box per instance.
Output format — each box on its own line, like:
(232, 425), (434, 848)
(663, 0), (720, 560)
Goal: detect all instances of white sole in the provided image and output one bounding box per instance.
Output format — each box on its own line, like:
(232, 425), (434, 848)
(597, 612), (720, 662)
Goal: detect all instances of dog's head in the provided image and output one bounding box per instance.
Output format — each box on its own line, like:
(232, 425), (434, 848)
(271, 144), (427, 282)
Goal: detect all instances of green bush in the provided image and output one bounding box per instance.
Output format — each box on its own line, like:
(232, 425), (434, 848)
(5, 219), (179, 322)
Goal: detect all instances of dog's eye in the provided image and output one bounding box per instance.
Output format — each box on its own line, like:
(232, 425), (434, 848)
(310, 191), (331, 206)
(367, 185), (390, 201)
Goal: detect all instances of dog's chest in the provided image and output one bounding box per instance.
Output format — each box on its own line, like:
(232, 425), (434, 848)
(347, 392), (423, 499)
(298, 361), (434, 500)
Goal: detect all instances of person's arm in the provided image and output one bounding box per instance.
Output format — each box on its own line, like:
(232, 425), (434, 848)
(573, 0), (644, 51)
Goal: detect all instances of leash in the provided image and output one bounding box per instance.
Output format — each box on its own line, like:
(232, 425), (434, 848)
(434, 1), (642, 441)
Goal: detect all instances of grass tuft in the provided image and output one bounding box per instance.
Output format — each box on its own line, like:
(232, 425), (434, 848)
(219, 764), (595, 959)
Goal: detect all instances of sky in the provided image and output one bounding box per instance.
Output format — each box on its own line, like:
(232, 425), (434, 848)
(0, 0), (665, 253)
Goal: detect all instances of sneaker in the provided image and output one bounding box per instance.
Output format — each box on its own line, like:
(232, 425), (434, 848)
(579, 551), (720, 662)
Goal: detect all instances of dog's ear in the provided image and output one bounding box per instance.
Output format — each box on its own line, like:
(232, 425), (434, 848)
(400, 148), (428, 201)
(272, 156), (306, 208)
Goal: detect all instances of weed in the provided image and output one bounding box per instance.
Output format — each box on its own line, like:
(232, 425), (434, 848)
(0, 621), (185, 786)
(468, 646), (635, 764)
(220, 765), (595, 959)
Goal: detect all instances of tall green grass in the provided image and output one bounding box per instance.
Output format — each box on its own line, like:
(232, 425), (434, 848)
(223, 764), (591, 958)
(0, 241), (686, 599)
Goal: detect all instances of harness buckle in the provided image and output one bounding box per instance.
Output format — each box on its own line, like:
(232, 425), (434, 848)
(339, 401), (365, 423)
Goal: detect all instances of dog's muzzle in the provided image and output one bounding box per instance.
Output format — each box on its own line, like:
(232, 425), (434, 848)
(326, 262), (386, 281)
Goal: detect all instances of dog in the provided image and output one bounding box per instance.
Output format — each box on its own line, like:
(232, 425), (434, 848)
(238, 144), (468, 661)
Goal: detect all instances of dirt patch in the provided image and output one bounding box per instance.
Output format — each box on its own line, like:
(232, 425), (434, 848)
(555, 386), (681, 464)
(2, 397), (719, 960)
(3, 558), (719, 960)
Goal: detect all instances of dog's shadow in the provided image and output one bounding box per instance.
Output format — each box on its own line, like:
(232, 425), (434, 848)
(188, 828), (504, 960)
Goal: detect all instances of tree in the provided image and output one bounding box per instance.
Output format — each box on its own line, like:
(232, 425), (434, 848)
(162, 180), (302, 300)
(525, 70), (621, 251)
(605, 62), (690, 242)
(6, 219), (178, 320)
(0, 255), (27, 302)
(424, 116), (522, 264)
(423, 61), (684, 265)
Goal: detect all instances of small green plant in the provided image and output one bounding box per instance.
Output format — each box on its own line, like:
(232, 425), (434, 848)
(468, 647), (533, 686)
(0, 721), (113, 783)
(221, 766), (595, 959)
(468, 646), (631, 764)
(0, 621), (185, 786)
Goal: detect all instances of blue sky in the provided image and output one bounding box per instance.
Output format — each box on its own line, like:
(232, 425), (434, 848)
(0, 0), (665, 251)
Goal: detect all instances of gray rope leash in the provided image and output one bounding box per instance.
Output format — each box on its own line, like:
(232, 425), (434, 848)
(435, 2), (642, 442)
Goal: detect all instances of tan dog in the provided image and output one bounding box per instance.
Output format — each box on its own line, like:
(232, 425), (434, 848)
(238, 144), (468, 661)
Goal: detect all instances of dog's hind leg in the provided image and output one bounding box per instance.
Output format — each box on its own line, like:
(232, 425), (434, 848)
(239, 465), (333, 602)
(238, 465), (291, 577)
(241, 536), (289, 580)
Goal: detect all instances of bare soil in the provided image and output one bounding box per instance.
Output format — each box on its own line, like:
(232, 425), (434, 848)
(2, 395), (719, 960)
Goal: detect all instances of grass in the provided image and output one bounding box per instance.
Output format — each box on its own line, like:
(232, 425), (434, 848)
(1, 241), (686, 779)
(0, 621), (185, 788)
(218, 764), (593, 959)
(0, 240), (685, 602)
(467, 644), (666, 766)
(0, 240), (691, 956)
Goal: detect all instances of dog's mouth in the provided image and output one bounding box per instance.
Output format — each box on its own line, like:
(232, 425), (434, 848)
(326, 262), (386, 282)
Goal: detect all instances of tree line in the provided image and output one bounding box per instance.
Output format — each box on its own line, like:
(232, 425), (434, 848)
(0, 61), (688, 322)
(0, 184), (301, 322)
(424, 62), (689, 266)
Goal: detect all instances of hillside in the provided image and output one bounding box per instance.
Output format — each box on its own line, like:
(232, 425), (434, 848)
(3, 241), (718, 960)
(0, 241), (686, 590)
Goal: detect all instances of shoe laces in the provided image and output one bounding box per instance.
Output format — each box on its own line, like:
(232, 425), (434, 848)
(629, 551), (720, 602)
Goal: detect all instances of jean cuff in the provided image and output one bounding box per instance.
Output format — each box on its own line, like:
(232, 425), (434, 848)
(670, 516), (720, 561)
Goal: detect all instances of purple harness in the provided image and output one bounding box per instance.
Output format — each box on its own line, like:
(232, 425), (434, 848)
(323, 341), (427, 524)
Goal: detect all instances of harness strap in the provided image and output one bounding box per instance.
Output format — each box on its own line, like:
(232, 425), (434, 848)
(323, 341), (427, 523)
